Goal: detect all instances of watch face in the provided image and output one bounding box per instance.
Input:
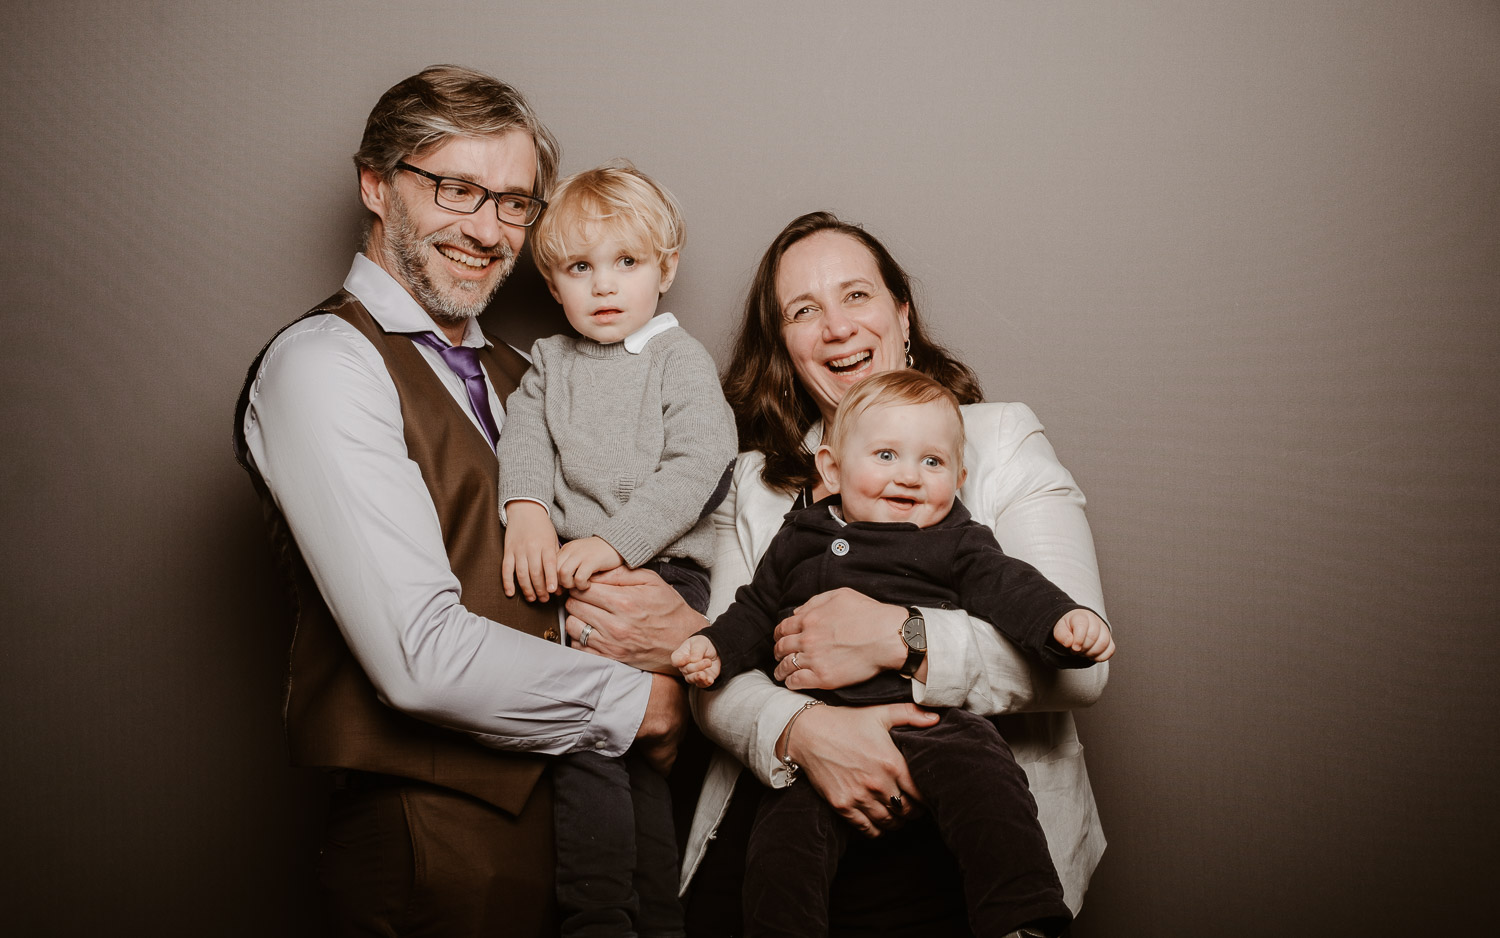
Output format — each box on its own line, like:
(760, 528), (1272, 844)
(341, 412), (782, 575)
(901, 617), (927, 652)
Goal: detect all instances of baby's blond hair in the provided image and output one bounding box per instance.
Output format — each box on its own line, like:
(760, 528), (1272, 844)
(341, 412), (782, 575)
(824, 370), (966, 471)
(531, 159), (684, 280)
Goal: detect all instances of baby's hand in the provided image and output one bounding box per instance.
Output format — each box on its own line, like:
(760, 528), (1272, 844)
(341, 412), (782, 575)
(557, 536), (625, 591)
(1053, 609), (1115, 662)
(502, 501), (560, 602)
(672, 635), (721, 688)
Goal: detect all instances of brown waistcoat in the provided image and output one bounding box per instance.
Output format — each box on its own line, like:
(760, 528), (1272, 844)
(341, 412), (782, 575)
(234, 291), (557, 815)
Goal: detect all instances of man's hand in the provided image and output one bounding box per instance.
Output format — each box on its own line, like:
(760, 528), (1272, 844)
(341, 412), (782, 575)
(633, 672), (688, 775)
(672, 635), (721, 688)
(557, 535), (625, 591)
(1054, 609), (1115, 662)
(501, 501), (560, 601)
(782, 702), (938, 836)
(564, 566), (701, 673)
(771, 588), (910, 688)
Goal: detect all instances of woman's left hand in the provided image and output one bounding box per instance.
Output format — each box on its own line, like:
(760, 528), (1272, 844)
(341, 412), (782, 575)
(564, 566), (703, 674)
(772, 587), (908, 689)
(783, 701), (938, 836)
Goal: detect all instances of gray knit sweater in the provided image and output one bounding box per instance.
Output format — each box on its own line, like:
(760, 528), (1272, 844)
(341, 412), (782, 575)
(497, 319), (738, 569)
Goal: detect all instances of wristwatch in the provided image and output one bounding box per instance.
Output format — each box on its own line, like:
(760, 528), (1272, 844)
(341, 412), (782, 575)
(898, 606), (927, 678)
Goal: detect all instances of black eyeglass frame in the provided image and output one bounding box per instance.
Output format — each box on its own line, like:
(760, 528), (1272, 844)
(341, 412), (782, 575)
(394, 160), (548, 228)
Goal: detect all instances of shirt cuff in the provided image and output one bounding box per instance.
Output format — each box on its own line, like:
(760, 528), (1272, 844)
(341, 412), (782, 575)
(571, 664), (654, 757)
(755, 692), (815, 788)
(910, 606), (974, 708)
(499, 497), (551, 527)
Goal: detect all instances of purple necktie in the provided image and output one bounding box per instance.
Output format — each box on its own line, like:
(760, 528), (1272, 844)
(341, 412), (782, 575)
(410, 332), (501, 448)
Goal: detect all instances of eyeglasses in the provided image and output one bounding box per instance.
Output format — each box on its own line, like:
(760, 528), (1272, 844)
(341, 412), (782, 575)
(395, 161), (547, 228)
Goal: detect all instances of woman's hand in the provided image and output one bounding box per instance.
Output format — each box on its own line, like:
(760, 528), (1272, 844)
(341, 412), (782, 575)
(783, 702), (939, 836)
(564, 566), (703, 673)
(771, 588), (910, 689)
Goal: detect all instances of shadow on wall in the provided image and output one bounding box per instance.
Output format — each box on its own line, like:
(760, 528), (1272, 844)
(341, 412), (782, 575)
(481, 244), (570, 352)
(222, 485), (332, 936)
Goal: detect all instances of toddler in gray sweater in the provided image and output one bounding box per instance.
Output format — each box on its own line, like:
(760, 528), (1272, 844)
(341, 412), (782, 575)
(497, 161), (736, 938)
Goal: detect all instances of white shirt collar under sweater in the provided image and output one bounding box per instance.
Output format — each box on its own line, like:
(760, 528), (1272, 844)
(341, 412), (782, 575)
(623, 312), (679, 353)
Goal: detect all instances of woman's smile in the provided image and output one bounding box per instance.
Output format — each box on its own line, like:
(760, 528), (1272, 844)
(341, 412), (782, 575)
(777, 231), (910, 421)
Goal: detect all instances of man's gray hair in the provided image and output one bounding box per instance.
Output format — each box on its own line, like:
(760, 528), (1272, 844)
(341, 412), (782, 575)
(354, 64), (561, 198)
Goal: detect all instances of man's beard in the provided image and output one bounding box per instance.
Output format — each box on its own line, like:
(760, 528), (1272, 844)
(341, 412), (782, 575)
(383, 189), (517, 326)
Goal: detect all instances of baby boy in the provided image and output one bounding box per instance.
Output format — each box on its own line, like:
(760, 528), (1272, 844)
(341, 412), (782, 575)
(673, 369), (1113, 937)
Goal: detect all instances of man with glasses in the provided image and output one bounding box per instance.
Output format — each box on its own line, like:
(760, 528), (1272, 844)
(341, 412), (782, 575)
(233, 65), (685, 936)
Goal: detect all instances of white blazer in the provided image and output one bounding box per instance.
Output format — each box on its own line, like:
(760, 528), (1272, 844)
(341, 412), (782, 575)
(682, 402), (1109, 914)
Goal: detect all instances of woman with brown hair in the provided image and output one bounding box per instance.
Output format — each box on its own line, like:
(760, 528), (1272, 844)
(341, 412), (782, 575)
(563, 212), (1109, 936)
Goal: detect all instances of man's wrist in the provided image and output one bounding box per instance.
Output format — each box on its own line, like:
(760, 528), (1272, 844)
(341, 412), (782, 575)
(665, 590), (708, 645)
(638, 672), (683, 739)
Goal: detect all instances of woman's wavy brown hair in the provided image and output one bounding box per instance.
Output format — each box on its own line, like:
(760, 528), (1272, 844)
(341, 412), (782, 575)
(723, 212), (983, 494)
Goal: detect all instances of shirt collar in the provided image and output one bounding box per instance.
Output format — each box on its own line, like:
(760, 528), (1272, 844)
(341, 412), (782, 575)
(622, 312), (679, 354)
(343, 253), (490, 349)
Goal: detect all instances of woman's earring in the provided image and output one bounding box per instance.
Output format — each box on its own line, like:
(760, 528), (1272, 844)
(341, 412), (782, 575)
(904, 339), (914, 369)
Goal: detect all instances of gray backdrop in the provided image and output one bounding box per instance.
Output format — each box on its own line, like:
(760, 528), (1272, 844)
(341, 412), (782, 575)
(2, 1), (1496, 934)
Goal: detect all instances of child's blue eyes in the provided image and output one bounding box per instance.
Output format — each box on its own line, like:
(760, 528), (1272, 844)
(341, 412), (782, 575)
(564, 256), (640, 274)
(872, 451), (945, 468)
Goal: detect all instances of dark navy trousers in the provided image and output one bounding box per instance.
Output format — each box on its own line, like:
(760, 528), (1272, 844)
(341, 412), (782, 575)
(742, 707), (1070, 938)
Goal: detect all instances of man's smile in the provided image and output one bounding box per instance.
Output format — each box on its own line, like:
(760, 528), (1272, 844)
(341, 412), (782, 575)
(436, 244), (494, 270)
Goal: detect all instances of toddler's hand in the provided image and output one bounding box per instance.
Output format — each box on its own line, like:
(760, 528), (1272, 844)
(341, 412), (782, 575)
(672, 635), (721, 688)
(557, 536), (625, 591)
(502, 501), (560, 602)
(1053, 609), (1115, 662)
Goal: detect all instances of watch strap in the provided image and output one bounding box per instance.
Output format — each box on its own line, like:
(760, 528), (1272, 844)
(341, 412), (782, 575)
(899, 606), (926, 678)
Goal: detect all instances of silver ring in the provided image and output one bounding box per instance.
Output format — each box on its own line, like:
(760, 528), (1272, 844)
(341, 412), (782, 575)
(790, 652), (802, 670)
(579, 623), (593, 648)
(889, 792), (904, 811)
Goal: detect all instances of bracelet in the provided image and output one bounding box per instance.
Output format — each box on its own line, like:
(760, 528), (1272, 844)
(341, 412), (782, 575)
(777, 699), (825, 785)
